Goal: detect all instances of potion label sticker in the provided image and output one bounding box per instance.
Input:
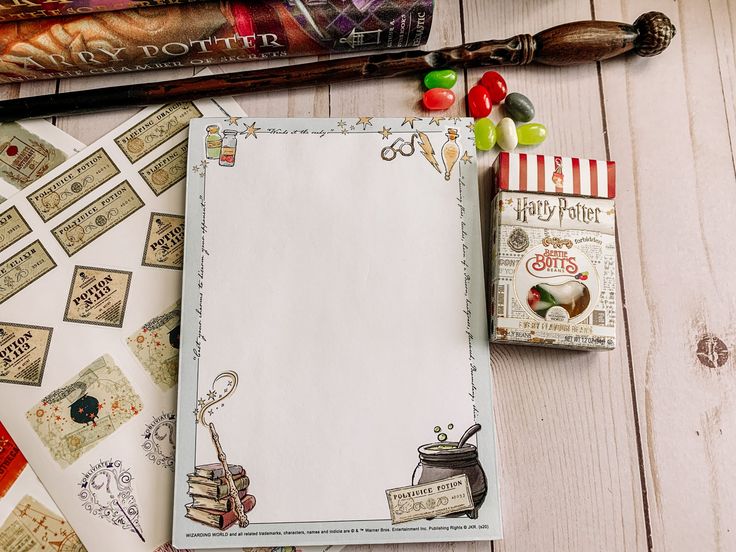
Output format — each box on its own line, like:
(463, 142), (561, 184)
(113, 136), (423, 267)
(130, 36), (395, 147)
(385, 474), (474, 524)
(0, 322), (53, 387)
(139, 140), (188, 196)
(0, 422), (27, 499)
(0, 123), (67, 192)
(114, 102), (203, 164)
(141, 213), (185, 270)
(0, 206), (31, 254)
(26, 355), (143, 468)
(0, 495), (86, 552)
(63, 266), (133, 328)
(0, 240), (56, 305)
(126, 300), (181, 390)
(51, 181), (145, 257)
(27, 148), (120, 223)
(141, 412), (176, 471)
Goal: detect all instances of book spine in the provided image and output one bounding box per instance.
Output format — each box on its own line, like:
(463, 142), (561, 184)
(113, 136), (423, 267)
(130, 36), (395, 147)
(0, 0), (208, 22)
(0, 0), (435, 84)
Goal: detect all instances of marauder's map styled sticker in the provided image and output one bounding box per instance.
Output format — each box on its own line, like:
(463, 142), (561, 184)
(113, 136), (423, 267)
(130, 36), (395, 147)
(0, 421), (27, 499)
(0, 206), (31, 254)
(51, 181), (145, 257)
(26, 355), (143, 468)
(0, 240), (56, 305)
(0, 322), (53, 387)
(0, 495), (87, 552)
(138, 140), (188, 196)
(27, 149), (120, 222)
(141, 213), (185, 270)
(79, 459), (144, 541)
(141, 412), (176, 471)
(0, 123), (66, 191)
(64, 266), (133, 328)
(126, 300), (180, 390)
(114, 102), (202, 163)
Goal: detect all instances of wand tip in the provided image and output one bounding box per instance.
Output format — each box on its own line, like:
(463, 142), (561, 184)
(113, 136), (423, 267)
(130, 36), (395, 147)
(634, 12), (676, 57)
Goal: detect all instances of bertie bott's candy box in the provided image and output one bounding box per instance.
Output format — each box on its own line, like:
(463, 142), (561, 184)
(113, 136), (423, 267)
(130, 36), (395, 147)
(489, 152), (617, 350)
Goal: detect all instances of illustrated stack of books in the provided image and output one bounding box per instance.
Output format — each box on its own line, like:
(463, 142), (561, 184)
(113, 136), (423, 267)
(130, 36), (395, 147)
(185, 463), (255, 530)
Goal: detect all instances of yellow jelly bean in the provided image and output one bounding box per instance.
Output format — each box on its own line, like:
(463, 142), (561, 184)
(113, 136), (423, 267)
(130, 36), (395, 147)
(474, 118), (496, 151)
(517, 123), (548, 146)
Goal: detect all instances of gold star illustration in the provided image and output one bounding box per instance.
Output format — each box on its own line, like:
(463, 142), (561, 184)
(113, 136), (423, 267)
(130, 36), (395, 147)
(243, 122), (261, 139)
(402, 116), (421, 129)
(429, 116), (445, 126)
(226, 116), (241, 126)
(461, 151), (473, 164)
(357, 116), (373, 129)
(379, 126), (392, 140)
(466, 121), (475, 132)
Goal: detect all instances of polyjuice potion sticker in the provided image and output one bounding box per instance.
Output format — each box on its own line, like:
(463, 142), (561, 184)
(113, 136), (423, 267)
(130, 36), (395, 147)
(0, 495), (86, 552)
(64, 266), (133, 328)
(126, 300), (181, 390)
(26, 355), (143, 468)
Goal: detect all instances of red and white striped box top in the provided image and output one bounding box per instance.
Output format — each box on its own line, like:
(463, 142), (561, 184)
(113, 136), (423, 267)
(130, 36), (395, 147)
(492, 152), (616, 199)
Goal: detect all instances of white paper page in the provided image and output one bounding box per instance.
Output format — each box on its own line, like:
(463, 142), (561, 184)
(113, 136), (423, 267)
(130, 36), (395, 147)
(174, 118), (501, 549)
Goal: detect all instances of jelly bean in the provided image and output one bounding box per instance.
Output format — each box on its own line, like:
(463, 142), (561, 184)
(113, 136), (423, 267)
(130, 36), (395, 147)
(517, 123), (547, 146)
(423, 88), (456, 111)
(480, 71), (508, 103)
(423, 69), (457, 90)
(468, 85), (492, 118)
(474, 118), (496, 151)
(504, 92), (535, 122)
(497, 117), (518, 151)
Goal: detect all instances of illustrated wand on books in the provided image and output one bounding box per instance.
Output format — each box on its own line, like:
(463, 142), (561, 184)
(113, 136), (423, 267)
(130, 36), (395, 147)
(0, 12), (675, 121)
(197, 371), (248, 528)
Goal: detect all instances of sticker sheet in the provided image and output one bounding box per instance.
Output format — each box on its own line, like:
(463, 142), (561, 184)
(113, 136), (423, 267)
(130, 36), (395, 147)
(173, 118), (502, 548)
(0, 96), (250, 552)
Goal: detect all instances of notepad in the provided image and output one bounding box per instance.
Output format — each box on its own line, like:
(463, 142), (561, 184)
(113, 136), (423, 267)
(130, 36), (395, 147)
(173, 117), (502, 549)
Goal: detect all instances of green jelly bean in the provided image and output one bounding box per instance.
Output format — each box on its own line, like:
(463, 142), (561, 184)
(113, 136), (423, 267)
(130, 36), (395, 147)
(517, 123), (547, 146)
(423, 69), (458, 90)
(474, 118), (497, 151)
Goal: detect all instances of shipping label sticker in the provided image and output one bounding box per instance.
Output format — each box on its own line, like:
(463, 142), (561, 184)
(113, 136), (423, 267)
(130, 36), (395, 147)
(0, 422), (27, 499)
(127, 300), (180, 390)
(0, 240), (56, 305)
(142, 212), (185, 270)
(0, 206), (31, 254)
(138, 139), (188, 196)
(0, 322), (53, 387)
(26, 354), (143, 468)
(27, 148), (121, 222)
(51, 181), (144, 257)
(64, 266), (133, 328)
(0, 495), (86, 552)
(114, 103), (203, 163)
(385, 474), (474, 524)
(0, 122), (68, 191)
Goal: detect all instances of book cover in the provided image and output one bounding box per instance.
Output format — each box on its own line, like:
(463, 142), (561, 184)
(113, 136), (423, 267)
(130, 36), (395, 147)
(173, 117), (502, 548)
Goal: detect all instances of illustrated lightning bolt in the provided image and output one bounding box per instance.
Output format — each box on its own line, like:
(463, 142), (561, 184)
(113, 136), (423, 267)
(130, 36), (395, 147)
(416, 132), (441, 173)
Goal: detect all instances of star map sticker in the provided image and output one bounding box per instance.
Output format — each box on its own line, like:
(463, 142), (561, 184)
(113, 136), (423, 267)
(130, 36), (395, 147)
(357, 116), (373, 129)
(226, 116), (241, 126)
(461, 151), (473, 164)
(429, 117), (445, 126)
(402, 116), (421, 129)
(243, 122), (261, 139)
(379, 127), (392, 140)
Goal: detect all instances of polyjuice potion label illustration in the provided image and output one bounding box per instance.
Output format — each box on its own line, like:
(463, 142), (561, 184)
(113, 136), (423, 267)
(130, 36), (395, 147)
(78, 458), (144, 541)
(0, 495), (87, 552)
(139, 140), (188, 196)
(141, 411), (176, 471)
(63, 266), (133, 328)
(0, 239), (56, 305)
(0, 322), (53, 386)
(141, 213), (185, 270)
(0, 206), (31, 254)
(126, 300), (181, 390)
(0, 122), (67, 191)
(26, 355), (143, 468)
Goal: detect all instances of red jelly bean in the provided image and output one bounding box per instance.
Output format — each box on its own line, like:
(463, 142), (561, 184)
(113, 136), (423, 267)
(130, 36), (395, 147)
(480, 71), (508, 104)
(468, 85), (492, 118)
(423, 88), (456, 111)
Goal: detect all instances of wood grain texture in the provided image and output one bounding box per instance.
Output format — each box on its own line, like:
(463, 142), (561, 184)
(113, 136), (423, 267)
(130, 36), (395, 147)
(596, 0), (736, 550)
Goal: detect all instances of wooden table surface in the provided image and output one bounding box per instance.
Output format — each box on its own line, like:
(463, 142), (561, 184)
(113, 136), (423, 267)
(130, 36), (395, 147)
(4, 0), (734, 550)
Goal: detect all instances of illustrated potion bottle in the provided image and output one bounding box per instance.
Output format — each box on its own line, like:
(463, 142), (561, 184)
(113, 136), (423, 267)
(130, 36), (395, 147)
(441, 128), (461, 181)
(206, 125), (222, 160)
(219, 130), (238, 167)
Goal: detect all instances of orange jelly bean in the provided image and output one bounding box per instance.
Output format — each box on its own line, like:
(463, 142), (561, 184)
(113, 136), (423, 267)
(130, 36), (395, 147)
(423, 88), (456, 111)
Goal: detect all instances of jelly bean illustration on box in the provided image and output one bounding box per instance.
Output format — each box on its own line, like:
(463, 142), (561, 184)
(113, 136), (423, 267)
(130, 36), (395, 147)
(186, 371), (255, 531)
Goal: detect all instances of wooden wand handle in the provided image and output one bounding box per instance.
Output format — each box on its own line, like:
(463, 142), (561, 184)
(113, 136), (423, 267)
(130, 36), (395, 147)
(0, 12), (675, 121)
